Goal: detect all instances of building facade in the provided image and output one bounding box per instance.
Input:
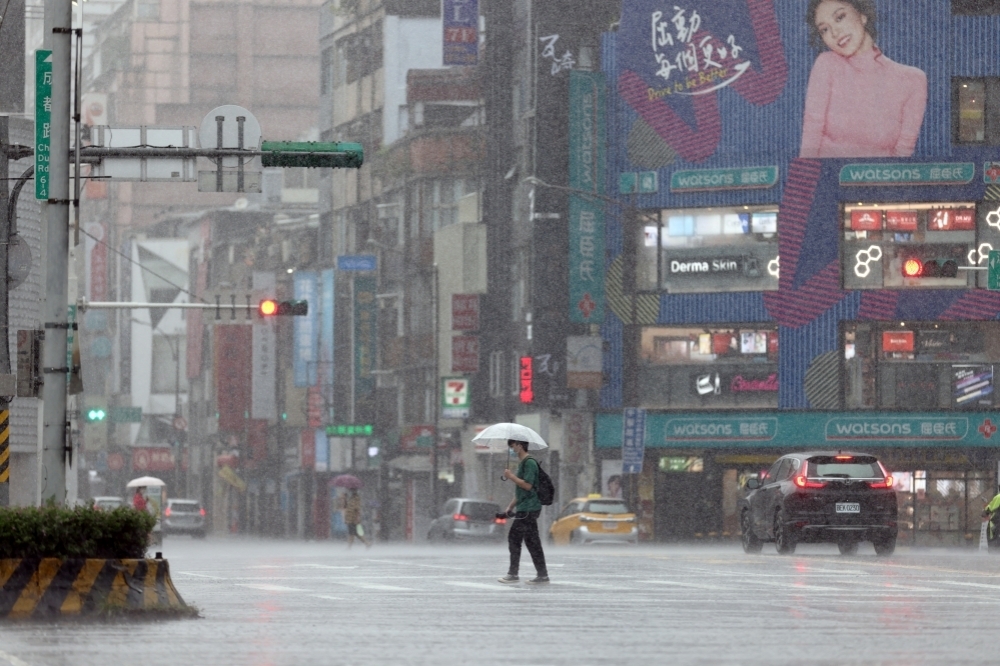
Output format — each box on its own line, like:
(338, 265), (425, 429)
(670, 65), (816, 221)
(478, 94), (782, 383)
(597, 0), (1000, 545)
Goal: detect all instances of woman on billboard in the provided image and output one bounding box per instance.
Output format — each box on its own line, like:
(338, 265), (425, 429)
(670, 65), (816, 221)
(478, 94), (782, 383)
(799, 0), (926, 158)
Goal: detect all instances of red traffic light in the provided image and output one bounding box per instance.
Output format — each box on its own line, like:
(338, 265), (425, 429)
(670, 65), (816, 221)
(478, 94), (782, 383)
(902, 258), (923, 277)
(259, 299), (279, 316)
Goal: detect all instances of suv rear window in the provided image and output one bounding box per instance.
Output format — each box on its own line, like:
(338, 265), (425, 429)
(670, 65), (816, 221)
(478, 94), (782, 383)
(586, 501), (629, 514)
(807, 456), (883, 479)
(462, 502), (500, 521)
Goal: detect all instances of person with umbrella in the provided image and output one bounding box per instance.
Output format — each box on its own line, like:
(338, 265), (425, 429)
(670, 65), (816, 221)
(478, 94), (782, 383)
(498, 439), (549, 584)
(334, 475), (371, 549)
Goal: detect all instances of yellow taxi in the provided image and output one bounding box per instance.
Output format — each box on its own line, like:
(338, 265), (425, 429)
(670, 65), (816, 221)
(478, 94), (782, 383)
(548, 494), (639, 545)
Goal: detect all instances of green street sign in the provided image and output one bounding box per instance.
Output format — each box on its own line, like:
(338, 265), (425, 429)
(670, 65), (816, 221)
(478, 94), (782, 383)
(670, 166), (779, 192)
(989, 251), (1000, 291)
(839, 163), (975, 186)
(35, 50), (52, 200)
(638, 171), (659, 193)
(110, 406), (143, 423)
(326, 424), (373, 437)
(261, 141), (364, 169)
(619, 172), (638, 194)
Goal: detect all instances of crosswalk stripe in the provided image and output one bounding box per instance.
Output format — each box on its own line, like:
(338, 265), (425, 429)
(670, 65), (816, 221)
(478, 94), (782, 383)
(641, 580), (731, 591)
(445, 582), (522, 591)
(935, 580), (1000, 590)
(237, 584), (308, 592)
(341, 582), (415, 591)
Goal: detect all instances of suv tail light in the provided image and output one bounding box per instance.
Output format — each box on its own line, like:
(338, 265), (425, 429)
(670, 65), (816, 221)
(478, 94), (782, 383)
(199, 508), (206, 517)
(164, 507), (172, 517)
(453, 513), (469, 522)
(870, 462), (894, 488)
(794, 461), (826, 489)
(494, 517), (507, 525)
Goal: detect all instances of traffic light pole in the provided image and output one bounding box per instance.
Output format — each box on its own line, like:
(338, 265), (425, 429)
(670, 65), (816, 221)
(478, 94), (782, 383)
(40, 0), (73, 505)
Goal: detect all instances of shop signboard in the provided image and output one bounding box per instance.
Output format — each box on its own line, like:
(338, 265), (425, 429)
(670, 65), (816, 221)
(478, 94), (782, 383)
(567, 336), (603, 389)
(452, 294), (479, 331)
(451, 335), (479, 374)
(839, 163), (975, 186)
(596, 411), (1000, 449)
(315, 429), (329, 472)
(354, 276), (377, 398)
(442, 377), (470, 419)
(35, 50), (52, 200)
(293, 271), (318, 387)
(568, 70), (606, 325)
(442, 0), (478, 66)
(985, 162), (1000, 184)
(621, 408), (646, 473)
(669, 166), (778, 192)
(953, 365), (994, 410)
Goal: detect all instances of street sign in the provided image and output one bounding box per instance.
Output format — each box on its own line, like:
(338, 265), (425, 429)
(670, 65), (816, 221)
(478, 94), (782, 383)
(337, 255), (377, 272)
(198, 105), (261, 166)
(110, 406), (142, 423)
(990, 251), (1000, 291)
(325, 424), (373, 437)
(34, 50), (52, 200)
(89, 126), (199, 182)
(622, 407), (646, 474)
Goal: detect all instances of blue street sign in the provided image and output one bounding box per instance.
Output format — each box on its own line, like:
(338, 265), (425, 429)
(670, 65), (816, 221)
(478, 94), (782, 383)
(622, 407), (646, 474)
(336, 255), (377, 272)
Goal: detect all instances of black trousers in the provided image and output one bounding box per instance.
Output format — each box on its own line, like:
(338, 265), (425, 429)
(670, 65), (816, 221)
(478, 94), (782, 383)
(508, 510), (547, 577)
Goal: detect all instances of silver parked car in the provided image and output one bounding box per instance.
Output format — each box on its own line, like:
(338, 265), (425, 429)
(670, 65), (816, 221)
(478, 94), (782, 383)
(427, 498), (506, 543)
(163, 498), (206, 538)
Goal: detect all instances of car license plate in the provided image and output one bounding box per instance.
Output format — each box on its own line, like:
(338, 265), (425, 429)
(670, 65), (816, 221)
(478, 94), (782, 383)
(835, 502), (861, 514)
(602, 522), (617, 530)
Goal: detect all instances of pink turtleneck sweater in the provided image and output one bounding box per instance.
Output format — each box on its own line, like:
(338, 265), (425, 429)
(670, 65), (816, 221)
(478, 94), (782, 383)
(799, 47), (927, 158)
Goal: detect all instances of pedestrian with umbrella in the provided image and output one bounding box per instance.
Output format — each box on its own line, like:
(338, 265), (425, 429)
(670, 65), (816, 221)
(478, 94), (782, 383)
(473, 423), (550, 585)
(333, 475), (371, 548)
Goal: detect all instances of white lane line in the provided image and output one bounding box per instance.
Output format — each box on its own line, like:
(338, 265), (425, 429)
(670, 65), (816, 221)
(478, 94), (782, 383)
(365, 559), (457, 570)
(550, 581), (624, 590)
(237, 583), (309, 592)
(935, 580), (1000, 590)
(340, 582), (416, 591)
(445, 582), (523, 591)
(0, 650), (32, 666)
(291, 564), (360, 570)
(175, 572), (226, 579)
(310, 594), (347, 601)
(772, 583), (842, 591)
(641, 580), (730, 591)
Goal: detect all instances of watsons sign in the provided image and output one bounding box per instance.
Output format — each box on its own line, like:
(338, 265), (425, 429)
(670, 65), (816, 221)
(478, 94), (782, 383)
(670, 257), (743, 275)
(670, 166), (779, 192)
(839, 163), (975, 186)
(825, 417), (967, 440)
(663, 417), (778, 442)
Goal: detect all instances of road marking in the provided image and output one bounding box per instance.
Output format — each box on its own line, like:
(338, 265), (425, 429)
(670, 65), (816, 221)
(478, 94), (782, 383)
(175, 571), (226, 579)
(366, 559), (457, 570)
(0, 650), (31, 666)
(445, 582), (523, 591)
(237, 583), (309, 592)
(310, 594), (347, 601)
(340, 582), (415, 591)
(550, 581), (623, 589)
(291, 564), (359, 570)
(641, 580), (730, 591)
(935, 580), (1000, 590)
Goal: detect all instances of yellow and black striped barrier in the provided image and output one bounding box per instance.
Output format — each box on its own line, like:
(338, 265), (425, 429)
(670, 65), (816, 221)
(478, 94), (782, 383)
(0, 408), (9, 485)
(0, 558), (188, 618)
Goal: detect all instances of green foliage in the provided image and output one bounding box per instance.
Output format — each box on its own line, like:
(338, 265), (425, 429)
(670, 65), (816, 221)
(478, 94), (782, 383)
(0, 504), (156, 559)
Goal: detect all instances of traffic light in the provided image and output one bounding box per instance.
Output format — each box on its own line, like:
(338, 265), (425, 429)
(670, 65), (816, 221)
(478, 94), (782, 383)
(901, 257), (959, 278)
(84, 408), (106, 423)
(260, 141), (364, 169)
(258, 299), (309, 317)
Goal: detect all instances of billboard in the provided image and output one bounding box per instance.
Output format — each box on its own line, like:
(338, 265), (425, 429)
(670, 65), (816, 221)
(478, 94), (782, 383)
(443, 0), (479, 66)
(617, 1), (929, 163)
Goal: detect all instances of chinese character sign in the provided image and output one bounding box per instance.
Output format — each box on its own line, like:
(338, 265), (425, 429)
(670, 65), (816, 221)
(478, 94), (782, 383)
(622, 408), (646, 474)
(443, 0), (478, 66)
(354, 276), (377, 398)
(293, 272), (318, 387)
(35, 50), (52, 200)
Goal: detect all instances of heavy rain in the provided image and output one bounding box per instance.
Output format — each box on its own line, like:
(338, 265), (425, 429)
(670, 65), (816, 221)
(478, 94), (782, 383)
(2, 0), (1000, 664)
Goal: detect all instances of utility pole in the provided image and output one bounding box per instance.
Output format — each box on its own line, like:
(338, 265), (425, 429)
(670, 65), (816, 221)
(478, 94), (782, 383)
(0, 119), (10, 507)
(40, 0), (72, 504)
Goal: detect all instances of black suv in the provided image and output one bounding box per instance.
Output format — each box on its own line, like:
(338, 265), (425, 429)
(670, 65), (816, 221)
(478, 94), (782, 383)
(740, 452), (898, 556)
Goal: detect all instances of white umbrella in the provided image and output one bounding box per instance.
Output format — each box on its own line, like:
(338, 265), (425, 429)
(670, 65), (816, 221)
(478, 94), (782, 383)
(473, 422), (548, 452)
(126, 476), (165, 488)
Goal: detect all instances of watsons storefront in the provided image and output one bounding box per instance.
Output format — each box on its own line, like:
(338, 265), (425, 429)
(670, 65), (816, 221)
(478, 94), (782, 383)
(596, 412), (1000, 547)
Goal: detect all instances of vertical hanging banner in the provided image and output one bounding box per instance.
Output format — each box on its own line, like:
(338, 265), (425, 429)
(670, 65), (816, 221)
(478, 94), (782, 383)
(442, 0), (479, 66)
(354, 276), (377, 399)
(34, 50), (52, 200)
(320, 269), (335, 387)
(293, 271), (318, 387)
(568, 70), (607, 324)
(251, 321), (277, 420)
(622, 407), (646, 474)
(215, 325), (252, 431)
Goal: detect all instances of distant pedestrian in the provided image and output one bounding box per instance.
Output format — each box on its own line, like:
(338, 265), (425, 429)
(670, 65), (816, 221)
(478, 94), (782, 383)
(983, 486), (1000, 548)
(498, 439), (549, 584)
(344, 488), (371, 549)
(132, 487), (147, 512)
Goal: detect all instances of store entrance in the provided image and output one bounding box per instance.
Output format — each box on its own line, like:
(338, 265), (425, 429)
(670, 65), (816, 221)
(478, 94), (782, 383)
(653, 470), (703, 541)
(892, 469), (994, 547)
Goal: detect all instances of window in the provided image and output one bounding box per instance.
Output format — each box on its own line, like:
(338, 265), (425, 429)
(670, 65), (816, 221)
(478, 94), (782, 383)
(638, 325), (778, 410)
(841, 202), (983, 290)
(953, 78), (1000, 145)
(321, 47), (334, 95)
(639, 206), (779, 293)
(335, 22), (383, 86)
(136, 1), (159, 20)
(952, 0), (1000, 14)
(844, 321), (1000, 411)
(151, 336), (187, 394)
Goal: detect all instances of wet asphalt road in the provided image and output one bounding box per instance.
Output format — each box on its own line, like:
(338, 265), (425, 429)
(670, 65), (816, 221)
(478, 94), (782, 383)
(2, 538), (1000, 665)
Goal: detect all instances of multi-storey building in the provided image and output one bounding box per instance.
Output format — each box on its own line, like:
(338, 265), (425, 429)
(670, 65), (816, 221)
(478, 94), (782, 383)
(597, 0), (1000, 546)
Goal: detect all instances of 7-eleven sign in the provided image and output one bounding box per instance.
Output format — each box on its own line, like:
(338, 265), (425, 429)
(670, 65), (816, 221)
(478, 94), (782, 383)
(442, 377), (470, 418)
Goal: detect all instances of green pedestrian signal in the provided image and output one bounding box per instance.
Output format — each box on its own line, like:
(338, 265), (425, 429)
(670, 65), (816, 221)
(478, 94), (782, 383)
(260, 141), (364, 169)
(989, 251), (1000, 291)
(85, 408), (106, 423)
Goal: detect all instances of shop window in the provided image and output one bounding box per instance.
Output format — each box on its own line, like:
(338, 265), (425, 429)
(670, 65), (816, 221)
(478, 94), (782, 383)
(952, 78), (1000, 145)
(638, 325), (778, 410)
(841, 201), (987, 290)
(952, 0), (1000, 15)
(844, 321), (1000, 411)
(638, 206), (779, 294)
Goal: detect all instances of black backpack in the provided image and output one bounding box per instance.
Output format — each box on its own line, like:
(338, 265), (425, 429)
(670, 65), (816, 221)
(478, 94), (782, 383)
(528, 457), (555, 506)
